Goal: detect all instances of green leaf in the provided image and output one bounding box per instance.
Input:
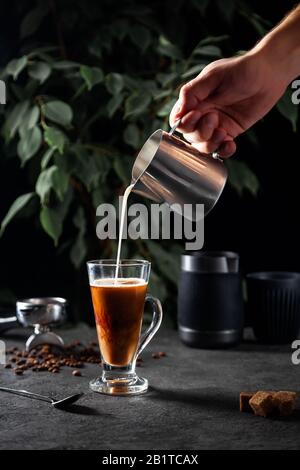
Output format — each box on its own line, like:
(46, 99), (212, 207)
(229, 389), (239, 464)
(80, 65), (104, 90)
(107, 93), (124, 118)
(182, 64), (206, 79)
(153, 90), (172, 101)
(28, 61), (51, 83)
(157, 98), (177, 118)
(129, 25), (151, 52)
(40, 206), (62, 246)
(17, 126), (42, 165)
(44, 126), (67, 154)
(198, 35), (230, 46)
(27, 105), (40, 129)
(124, 93), (151, 118)
(51, 167), (69, 201)
(70, 207), (87, 269)
(18, 106), (40, 135)
(146, 240), (180, 285)
(123, 124), (140, 149)
(36, 165), (69, 203)
(157, 72), (178, 88)
(0, 193), (35, 236)
(20, 3), (49, 38)
(157, 36), (182, 60)
(227, 160), (259, 196)
(36, 167), (56, 203)
(52, 61), (79, 69)
(2, 100), (30, 141)
(277, 88), (298, 132)
(6, 56), (27, 80)
(42, 100), (73, 127)
(39, 189), (72, 245)
(113, 155), (133, 184)
(192, 45), (222, 58)
(41, 148), (55, 169)
(106, 73), (124, 95)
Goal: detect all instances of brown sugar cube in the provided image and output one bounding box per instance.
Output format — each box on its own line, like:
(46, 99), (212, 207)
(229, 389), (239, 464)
(239, 392), (255, 412)
(272, 391), (297, 417)
(249, 391), (275, 417)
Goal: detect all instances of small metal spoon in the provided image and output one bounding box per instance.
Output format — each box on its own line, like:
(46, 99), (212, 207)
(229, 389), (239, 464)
(0, 387), (83, 409)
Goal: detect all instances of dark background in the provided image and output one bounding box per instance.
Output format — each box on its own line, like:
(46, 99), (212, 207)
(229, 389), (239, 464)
(0, 0), (299, 323)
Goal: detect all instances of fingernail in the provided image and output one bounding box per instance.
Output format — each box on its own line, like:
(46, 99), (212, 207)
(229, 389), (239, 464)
(174, 101), (182, 117)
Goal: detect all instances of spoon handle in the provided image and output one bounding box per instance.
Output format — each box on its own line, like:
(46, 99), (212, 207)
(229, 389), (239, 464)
(0, 386), (52, 404)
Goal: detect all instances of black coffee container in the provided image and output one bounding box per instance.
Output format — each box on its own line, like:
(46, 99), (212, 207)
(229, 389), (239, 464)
(178, 251), (244, 348)
(246, 272), (300, 344)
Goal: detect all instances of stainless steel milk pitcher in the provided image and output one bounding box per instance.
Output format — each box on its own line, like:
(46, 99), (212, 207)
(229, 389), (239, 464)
(131, 120), (228, 220)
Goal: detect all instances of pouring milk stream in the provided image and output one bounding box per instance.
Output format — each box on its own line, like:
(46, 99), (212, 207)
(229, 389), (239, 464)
(114, 120), (227, 279)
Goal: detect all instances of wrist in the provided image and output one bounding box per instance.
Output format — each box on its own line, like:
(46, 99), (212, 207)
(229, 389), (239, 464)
(249, 16), (300, 85)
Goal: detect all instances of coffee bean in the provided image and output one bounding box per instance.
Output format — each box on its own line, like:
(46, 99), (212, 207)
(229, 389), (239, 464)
(152, 353), (160, 359)
(4, 363), (12, 369)
(14, 368), (23, 375)
(158, 352), (166, 357)
(72, 369), (82, 377)
(52, 368), (59, 373)
(10, 357), (17, 363)
(16, 359), (26, 366)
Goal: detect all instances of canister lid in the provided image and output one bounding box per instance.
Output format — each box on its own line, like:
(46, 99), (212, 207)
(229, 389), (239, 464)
(181, 251), (239, 273)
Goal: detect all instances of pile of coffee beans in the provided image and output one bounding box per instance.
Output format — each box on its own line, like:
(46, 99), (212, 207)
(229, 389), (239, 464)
(4, 341), (167, 376)
(5, 341), (101, 376)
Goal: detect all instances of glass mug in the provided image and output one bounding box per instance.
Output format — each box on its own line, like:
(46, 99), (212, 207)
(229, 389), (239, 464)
(87, 260), (163, 395)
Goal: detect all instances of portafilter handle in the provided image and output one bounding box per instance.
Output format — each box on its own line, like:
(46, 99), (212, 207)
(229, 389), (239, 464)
(0, 315), (18, 333)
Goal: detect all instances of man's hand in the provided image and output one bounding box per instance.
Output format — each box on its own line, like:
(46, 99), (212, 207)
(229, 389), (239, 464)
(170, 51), (287, 157)
(170, 5), (300, 157)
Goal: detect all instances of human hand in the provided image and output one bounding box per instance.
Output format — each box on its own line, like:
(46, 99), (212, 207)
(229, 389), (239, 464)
(169, 51), (288, 157)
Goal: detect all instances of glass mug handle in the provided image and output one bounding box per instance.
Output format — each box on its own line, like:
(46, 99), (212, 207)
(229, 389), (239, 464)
(135, 294), (163, 358)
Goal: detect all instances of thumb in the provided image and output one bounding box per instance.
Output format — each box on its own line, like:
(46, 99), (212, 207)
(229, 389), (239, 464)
(173, 72), (218, 122)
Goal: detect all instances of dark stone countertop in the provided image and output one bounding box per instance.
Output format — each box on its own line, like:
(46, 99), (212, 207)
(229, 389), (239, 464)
(0, 324), (299, 450)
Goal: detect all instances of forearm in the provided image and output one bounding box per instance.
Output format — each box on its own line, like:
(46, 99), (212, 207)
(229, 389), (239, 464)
(251, 5), (300, 84)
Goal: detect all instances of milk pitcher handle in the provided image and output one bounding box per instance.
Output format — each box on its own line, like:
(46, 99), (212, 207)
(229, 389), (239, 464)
(136, 294), (163, 358)
(170, 118), (222, 160)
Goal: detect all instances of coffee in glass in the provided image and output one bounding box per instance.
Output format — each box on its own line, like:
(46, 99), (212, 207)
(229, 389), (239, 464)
(87, 260), (162, 395)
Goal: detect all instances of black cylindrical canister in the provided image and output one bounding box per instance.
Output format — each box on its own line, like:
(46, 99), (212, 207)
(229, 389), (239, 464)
(246, 272), (300, 344)
(178, 251), (244, 348)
